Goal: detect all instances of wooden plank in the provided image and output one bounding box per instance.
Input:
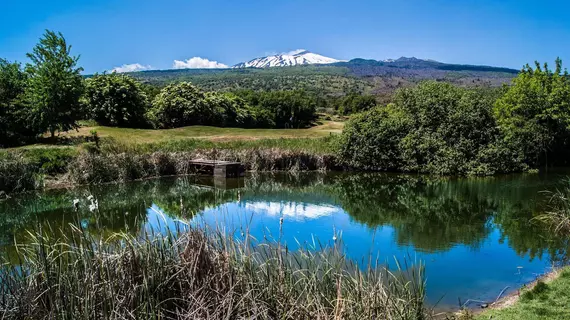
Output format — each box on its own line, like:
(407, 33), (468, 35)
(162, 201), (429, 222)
(188, 159), (244, 177)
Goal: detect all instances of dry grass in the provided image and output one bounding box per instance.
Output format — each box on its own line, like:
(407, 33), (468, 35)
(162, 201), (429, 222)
(0, 221), (430, 319)
(65, 149), (339, 185)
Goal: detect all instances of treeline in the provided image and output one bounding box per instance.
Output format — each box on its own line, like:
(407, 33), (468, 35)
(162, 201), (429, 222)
(339, 59), (570, 175)
(2, 31), (346, 147)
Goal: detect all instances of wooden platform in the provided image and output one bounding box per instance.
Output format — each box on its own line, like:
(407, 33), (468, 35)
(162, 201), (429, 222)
(189, 159), (244, 178)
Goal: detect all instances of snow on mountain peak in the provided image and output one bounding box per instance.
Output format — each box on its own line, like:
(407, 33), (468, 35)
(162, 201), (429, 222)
(233, 50), (341, 68)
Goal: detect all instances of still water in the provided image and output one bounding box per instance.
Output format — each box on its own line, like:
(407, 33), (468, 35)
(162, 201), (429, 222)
(1, 172), (569, 307)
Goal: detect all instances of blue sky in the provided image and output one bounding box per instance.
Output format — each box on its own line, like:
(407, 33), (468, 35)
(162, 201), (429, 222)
(2, 0), (570, 74)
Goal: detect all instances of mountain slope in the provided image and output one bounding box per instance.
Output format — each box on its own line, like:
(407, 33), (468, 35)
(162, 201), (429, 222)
(132, 58), (518, 101)
(233, 50), (341, 68)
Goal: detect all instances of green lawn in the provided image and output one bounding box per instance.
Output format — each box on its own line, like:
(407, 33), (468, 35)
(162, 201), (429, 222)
(58, 121), (344, 144)
(477, 267), (570, 320)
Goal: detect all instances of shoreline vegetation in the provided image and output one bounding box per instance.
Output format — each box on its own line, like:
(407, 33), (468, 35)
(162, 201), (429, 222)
(0, 134), (341, 195)
(0, 222), (429, 319)
(474, 266), (570, 319)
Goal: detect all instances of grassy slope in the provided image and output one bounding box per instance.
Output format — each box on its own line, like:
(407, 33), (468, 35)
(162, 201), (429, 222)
(60, 120), (344, 143)
(9, 121), (343, 154)
(477, 267), (570, 320)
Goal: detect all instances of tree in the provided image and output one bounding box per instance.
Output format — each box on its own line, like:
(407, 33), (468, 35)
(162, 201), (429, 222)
(235, 90), (317, 128)
(0, 59), (35, 146)
(148, 82), (208, 128)
(494, 58), (570, 166)
(83, 73), (149, 127)
(339, 81), (526, 175)
(338, 93), (377, 115)
(25, 30), (84, 138)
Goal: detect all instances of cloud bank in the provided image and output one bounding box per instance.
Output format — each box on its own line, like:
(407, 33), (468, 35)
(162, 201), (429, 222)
(110, 63), (153, 73)
(173, 57), (228, 69)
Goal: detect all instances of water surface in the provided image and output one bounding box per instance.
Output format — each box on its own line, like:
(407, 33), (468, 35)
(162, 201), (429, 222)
(1, 172), (569, 307)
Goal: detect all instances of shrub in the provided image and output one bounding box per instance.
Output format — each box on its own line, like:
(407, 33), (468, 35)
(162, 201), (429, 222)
(338, 81), (526, 175)
(83, 73), (150, 127)
(0, 59), (38, 146)
(495, 58), (570, 166)
(148, 82), (209, 128)
(235, 90), (317, 128)
(0, 152), (39, 193)
(21, 147), (77, 175)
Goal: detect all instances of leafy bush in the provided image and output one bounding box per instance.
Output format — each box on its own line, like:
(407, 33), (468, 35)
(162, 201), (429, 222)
(83, 73), (150, 127)
(203, 92), (264, 128)
(147, 82), (209, 128)
(235, 90), (317, 128)
(0, 59), (38, 147)
(495, 58), (570, 166)
(338, 81), (526, 175)
(337, 92), (377, 115)
(22, 147), (77, 175)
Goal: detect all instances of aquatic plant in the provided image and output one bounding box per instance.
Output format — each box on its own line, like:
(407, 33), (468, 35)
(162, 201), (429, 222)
(536, 184), (570, 236)
(0, 222), (429, 319)
(65, 148), (337, 185)
(0, 152), (40, 193)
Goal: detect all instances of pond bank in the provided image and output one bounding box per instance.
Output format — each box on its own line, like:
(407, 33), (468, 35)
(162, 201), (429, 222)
(0, 137), (340, 194)
(474, 266), (570, 319)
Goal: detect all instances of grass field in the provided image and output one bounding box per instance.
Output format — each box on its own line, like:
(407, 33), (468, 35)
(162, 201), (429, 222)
(54, 120), (344, 144)
(477, 267), (570, 320)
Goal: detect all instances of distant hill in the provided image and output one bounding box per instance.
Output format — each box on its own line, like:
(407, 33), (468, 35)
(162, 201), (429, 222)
(130, 57), (518, 100)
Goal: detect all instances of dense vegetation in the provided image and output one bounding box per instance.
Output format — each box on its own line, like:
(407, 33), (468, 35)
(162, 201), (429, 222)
(339, 60), (570, 175)
(83, 72), (150, 127)
(0, 222), (428, 319)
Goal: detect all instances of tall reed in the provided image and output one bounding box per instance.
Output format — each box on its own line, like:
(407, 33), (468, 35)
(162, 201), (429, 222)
(0, 223), (429, 319)
(537, 183), (570, 235)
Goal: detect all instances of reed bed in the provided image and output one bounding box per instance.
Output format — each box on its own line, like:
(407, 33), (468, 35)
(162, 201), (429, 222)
(537, 184), (570, 235)
(66, 149), (338, 185)
(0, 223), (429, 319)
(0, 136), (341, 193)
(0, 152), (39, 194)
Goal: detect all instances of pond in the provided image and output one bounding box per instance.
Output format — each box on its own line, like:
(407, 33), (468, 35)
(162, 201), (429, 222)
(1, 171), (569, 308)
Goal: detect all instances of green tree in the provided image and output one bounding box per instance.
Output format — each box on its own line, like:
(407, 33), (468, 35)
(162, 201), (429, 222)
(25, 30), (84, 138)
(338, 93), (377, 115)
(235, 90), (317, 128)
(83, 73), (149, 127)
(494, 58), (570, 166)
(339, 81), (525, 175)
(0, 59), (35, 146)
(148, 82), (208, 128)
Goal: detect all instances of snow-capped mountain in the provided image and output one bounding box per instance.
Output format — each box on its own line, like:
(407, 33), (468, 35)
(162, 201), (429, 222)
(233, 49), (341, 68)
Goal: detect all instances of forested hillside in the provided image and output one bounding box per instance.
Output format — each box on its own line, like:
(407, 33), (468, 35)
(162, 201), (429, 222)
(128, 58), (519, 101)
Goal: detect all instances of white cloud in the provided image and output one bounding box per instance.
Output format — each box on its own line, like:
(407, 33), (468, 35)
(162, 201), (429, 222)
(172, 57), (228, 69)
(284, 49), (307, 55)
(110, 63), (153, 73)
